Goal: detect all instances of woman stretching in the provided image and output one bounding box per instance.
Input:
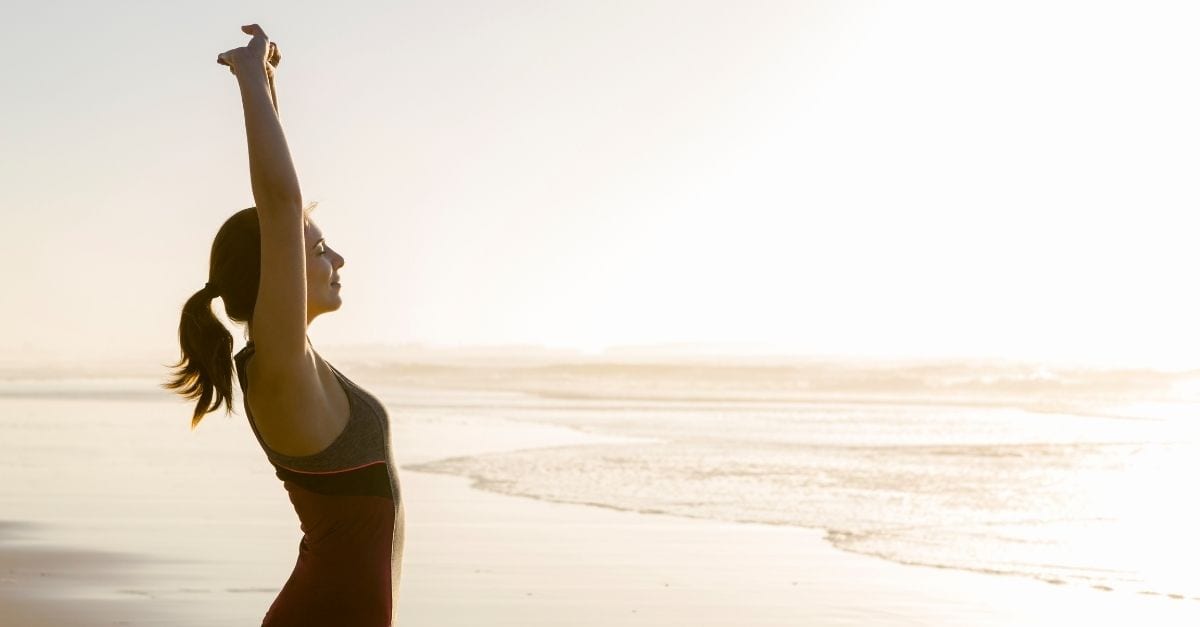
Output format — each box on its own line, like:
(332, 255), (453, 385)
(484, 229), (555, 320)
(164, 25), (404, 626)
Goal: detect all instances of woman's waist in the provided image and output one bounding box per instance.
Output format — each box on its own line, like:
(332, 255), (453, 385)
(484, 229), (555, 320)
(270, 459), (394, 494)
(283, 475), (401, 544)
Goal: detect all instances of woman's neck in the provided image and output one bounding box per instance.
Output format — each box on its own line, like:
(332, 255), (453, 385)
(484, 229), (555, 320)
(246, 335), (314, 350)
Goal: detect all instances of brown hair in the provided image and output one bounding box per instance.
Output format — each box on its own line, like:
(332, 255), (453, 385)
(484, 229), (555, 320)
(162, 207), (262, 430)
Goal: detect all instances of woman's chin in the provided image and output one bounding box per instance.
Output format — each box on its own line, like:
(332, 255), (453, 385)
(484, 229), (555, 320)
(313, 297), (342, 317)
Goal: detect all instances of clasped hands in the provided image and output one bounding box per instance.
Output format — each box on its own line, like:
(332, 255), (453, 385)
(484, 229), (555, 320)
(217, 24), (281, 79)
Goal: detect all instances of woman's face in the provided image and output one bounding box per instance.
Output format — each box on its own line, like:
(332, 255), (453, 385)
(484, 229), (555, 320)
(304, 219), (345, 322)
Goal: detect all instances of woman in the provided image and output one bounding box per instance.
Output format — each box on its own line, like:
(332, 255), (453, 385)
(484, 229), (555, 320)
(163, 25), (404, 626)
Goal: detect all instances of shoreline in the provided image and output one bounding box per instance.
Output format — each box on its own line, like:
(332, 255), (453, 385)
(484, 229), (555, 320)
(406, 461), (1200, 602)
(400, 470), (1200, 626)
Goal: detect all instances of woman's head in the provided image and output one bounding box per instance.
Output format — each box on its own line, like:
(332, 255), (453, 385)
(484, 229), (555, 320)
(206, 205), (344, 325)
(303, 218), (346, 323)
(164, 204), (343, 429)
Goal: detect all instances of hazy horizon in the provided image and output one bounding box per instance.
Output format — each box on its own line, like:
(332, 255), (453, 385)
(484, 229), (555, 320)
(6, 338), (1200, 385)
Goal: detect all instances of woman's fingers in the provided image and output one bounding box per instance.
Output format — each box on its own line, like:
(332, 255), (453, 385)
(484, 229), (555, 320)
(241, 23), (268, 40)
(217, 25), (272, 77)
(217, 51), (234, 73)
(216, 49), (240, 74)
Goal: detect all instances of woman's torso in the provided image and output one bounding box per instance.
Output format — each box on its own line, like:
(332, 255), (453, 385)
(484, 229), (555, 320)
(233, 340), (404, 627)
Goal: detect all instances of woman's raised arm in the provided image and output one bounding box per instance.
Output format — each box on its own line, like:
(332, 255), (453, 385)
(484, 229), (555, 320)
(218, 25), (309, 374)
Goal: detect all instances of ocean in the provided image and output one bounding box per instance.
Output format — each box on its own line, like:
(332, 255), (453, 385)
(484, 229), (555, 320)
(2, 354), (1198, 605)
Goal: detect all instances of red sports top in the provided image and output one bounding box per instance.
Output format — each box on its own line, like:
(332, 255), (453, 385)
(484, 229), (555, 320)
(234, 340), (404, 626)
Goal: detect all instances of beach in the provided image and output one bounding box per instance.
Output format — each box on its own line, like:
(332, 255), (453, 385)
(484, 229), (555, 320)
(3, 362), (1200, 626)
(6, 472), (1200, 627)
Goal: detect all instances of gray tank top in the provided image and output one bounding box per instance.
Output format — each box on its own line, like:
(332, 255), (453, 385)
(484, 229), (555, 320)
(232, 340), (395, 474)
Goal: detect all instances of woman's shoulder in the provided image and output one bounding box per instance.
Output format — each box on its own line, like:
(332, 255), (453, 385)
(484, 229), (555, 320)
(238, 340), (303, 397)
(237, 341), (354, 457)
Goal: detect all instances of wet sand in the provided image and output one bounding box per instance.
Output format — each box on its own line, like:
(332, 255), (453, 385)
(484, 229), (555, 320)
(394, 471), (1200, 627)
(5, 468), (1200, 626)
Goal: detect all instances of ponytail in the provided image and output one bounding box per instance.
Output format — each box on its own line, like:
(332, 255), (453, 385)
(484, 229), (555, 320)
(163, 285), (235, 431)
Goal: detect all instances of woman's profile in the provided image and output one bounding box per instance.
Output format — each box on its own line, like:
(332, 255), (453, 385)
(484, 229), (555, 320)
(163, 25), (403, 626)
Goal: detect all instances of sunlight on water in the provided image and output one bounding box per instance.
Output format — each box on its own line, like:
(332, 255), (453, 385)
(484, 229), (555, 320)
(1079, 438), (1200, 595)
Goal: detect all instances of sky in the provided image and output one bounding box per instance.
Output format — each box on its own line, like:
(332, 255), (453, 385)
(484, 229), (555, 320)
(3, 0), (1200, 369)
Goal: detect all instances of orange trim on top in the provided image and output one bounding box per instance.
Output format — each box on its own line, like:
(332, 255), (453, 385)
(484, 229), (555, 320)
(274, 460), (388, 475)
